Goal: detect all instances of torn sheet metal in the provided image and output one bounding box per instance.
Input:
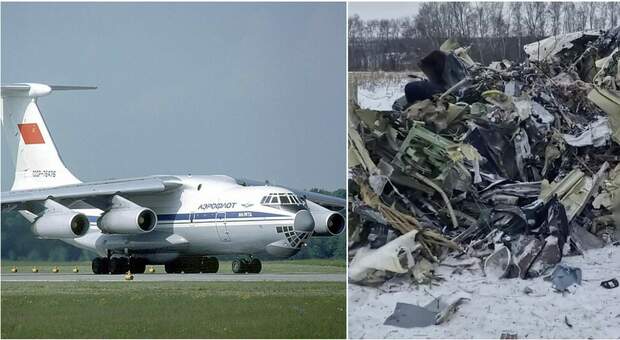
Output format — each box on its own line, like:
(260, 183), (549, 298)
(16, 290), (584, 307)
(484, 246), (512, 279)
(547, 264), (582, 292)
(588, 86), (620, 144)
(524, 31), (600, 62)
(562, 116), (611, 147)
(418, 49), (468, 89)
(384, 292), (470, 328)
(349, 230), (421, 284)
(571, 225), (604, 252)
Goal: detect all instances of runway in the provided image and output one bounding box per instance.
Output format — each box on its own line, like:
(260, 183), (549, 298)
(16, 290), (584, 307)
(1, 272), (345, 282)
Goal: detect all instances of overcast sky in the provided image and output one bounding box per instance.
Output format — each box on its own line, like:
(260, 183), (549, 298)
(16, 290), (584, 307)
(348, 2), (421, 20)
(1, 2), (345, 191)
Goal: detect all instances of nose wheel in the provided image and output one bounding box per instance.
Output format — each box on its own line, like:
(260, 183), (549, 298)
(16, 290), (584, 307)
(232, 257), (262, 274)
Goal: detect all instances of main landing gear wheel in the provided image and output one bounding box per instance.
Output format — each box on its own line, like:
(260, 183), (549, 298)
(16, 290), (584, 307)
(181, 257), (202, 273)
(92, 257), (110, 274)
(130, 258), (146, 274)
(232, 259), (246, 273)
(165, 260), (182, 274)
(249, 258), (262, 274)
(110, 257), (129, 274)
(200, 257), (219, 273)
(232, 258), (262, 274)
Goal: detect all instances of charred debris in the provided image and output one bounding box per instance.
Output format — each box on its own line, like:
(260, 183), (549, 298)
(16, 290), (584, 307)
(349, 28), (620, 286)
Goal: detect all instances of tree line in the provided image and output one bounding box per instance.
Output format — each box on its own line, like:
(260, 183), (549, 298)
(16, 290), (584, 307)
(349, 2), (619, 71)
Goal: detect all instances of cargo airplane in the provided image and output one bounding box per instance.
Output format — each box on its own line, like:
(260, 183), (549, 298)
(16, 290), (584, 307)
(0, 83), (345, 274)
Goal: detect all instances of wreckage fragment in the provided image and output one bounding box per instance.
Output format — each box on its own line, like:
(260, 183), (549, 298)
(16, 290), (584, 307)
(349, 230), (421, 285)
(383, 292), (470, 328)
(546, 264), (582, 292)
(349, 28), (620, 291)
(600, 278), (619, 289)
(524, 31), (600, 63)
(484, 246), (511, 279)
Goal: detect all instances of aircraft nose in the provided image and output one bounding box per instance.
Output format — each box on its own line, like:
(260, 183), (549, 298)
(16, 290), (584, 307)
(293, 210), (315, 232)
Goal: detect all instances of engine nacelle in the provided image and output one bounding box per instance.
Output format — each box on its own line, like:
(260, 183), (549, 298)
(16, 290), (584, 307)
(32, 211), (90, 239)
(306, 200), (345, 236)
(98, 207), (157, 234)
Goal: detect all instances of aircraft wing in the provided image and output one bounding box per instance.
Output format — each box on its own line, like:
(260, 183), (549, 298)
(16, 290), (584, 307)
(297, 191), (346, 209)
(235, 178), (346, 209)
(1, 176), (183, 209)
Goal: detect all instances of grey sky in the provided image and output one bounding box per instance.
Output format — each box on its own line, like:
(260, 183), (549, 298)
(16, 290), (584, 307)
(348, 2), (420, 20)
(1, 2), (345, 191)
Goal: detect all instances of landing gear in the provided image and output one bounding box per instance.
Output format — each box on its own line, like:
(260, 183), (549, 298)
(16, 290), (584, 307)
(182, 257), (202, 273)
(130, 258), (146, 274)
(200, 257), (219, 273)
(164, 256), (219, 273)
(232, 257), (262, 274)
(249, 258), (262, 273)
(93, 256), (147, 274)
(110, 257), (129, 274)
(92, 257), (110, 274)
(232, 259), (245, 273)
(165, 260), (182, 274)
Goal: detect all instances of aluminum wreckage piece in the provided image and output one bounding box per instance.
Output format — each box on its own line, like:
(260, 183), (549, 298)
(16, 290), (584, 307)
(349, 27), (620, 291)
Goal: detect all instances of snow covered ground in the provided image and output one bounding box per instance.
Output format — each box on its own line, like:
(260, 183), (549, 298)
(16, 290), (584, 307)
(351, 72), (411, 111)
(348, 246), (620, 339)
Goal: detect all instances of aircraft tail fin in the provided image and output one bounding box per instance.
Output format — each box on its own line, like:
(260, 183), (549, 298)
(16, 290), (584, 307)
(1, 83), (96, 191)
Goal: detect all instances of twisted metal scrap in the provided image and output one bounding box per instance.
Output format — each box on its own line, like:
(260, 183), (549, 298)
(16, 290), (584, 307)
(358, 182), (462, 262)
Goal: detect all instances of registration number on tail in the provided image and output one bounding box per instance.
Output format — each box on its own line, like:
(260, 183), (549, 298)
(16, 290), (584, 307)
(32, 170), (56, 178)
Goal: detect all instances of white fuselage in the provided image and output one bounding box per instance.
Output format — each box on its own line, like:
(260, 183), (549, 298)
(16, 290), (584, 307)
(65, 175), (313, 263)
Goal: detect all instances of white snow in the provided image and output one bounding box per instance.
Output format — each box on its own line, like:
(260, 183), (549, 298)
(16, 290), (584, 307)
(348, 246), (620, 339)
(352, 72), (412, 111)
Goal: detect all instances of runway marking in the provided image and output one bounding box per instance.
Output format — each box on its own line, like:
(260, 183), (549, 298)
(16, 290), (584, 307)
(1, 273), (345, 282)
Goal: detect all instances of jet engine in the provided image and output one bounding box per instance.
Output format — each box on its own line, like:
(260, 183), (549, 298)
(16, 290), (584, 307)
(97, 195), (157, 234)
(32, 211), (90, 239)
(306, 200), (345, 236)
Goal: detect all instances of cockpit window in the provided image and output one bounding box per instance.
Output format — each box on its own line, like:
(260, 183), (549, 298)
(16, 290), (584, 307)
(260, 192), (306, 212)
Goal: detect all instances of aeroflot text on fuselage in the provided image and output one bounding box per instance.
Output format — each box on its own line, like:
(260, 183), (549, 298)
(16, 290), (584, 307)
(197, 202), (237, 210)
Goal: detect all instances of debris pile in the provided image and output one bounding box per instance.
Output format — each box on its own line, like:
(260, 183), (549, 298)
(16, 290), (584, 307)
(348, 28), (620, 289)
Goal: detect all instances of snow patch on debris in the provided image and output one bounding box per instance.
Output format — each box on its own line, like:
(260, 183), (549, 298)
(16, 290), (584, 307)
(349, 246), (620, 339)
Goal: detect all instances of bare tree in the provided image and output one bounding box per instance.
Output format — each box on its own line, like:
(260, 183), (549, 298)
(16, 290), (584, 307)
(510, 2), (524, 60)
(549, 2), (562, 36)
(587, 2), (596, 30)
(575, 3), (588, 31)
(447, 2), (470, 38)
(562, 2), (576, 33)
(524, 2), (547, 37)
(607, 2), (619, 28)
(348, 1), (617, 71)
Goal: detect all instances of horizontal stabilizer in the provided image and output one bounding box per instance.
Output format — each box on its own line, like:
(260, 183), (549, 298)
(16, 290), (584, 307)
(1, 83), (96, 98)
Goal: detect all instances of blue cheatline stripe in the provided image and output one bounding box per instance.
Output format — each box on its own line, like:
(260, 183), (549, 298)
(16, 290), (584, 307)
(86, 211), (290, 223)
(157, 213), (192, 221)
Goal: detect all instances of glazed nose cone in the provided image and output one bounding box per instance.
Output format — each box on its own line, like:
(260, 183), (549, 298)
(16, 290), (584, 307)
(293, 210), (315, 232)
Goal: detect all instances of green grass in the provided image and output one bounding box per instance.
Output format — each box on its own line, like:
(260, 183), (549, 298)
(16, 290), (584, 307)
(1, 258), (345, 274)
(1, 281), (346, 339)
